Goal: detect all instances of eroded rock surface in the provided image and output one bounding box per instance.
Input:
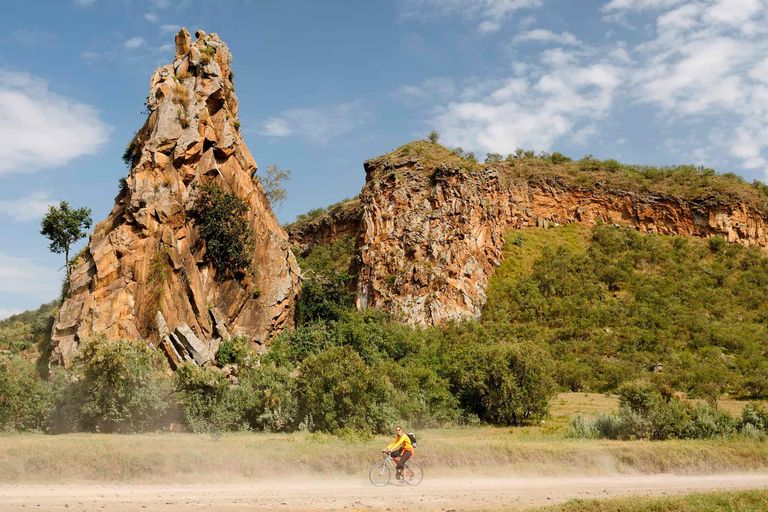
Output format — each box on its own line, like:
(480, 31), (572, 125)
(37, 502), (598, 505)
(50, 29), (300, 366)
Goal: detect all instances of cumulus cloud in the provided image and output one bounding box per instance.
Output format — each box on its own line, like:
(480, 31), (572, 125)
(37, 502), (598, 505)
(260, 101), (370, 144)
(402, 0), (768, 173)
(399, 0), (542, 32)
(622, 0), (768, 173)
(145, 12), (159, 22)
(426, 55), (622, 154)
(0, 192), (56, 222)
(0, 252), (61, 306)
(513, 29), (582, 45)
(159, 24), (181, 34)
(0, 71), (110, 175)
(124, 37), (146, 49)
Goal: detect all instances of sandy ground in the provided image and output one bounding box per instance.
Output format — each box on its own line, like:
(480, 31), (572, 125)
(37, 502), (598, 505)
(1, 474), (767, 511)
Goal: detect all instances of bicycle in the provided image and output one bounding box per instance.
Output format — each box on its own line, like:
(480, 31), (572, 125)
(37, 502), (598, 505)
(369, 452), (423, 486)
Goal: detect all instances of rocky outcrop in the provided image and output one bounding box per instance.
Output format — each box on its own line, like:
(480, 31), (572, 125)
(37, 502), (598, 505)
(50, 29), (300, 367)
(286, 199), (362, 253)
(292, 141), (768, 326)
(357, 164), (504, 325)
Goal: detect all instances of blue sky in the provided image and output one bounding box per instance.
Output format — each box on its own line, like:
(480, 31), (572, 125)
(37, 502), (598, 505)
(2, 0), (768, 317)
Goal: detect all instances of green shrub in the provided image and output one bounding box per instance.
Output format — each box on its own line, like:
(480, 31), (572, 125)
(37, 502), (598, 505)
(296, 346), (396, 433)
(0, 355), (53, 431)
(568, 413), (598, 439)
(240, 363), (298, 432)
(56, 335), (174, 433)
(191, 180), (254, 278)
(295, 271), (356, 326)
(215, 336), (253, 367)
(0, 321), (33, 353)
(173, 364), (248, 432)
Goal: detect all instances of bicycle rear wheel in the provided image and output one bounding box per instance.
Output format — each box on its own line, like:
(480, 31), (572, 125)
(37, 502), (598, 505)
(369, 463), (390, 486)
(403, 462), (423, 485)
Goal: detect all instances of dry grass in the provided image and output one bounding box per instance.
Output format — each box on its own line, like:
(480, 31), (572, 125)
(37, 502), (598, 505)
(1, 428), (768, 484)
(530, 489), (768, 512)
(548, 392), (768, 430)
(172, 83), (190, 110)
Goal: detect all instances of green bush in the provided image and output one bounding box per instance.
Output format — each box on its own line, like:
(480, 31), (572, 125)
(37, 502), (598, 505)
(54, 335), (173, 433)
(173, 364), (248, 432)
(569, 385), (741, 440)
(296, 346), (396, 433)
(0, 355), (53, 431)
(215, 336), (253, 367)
(190, 180), (254, 278)
(295, 271), (356, 326)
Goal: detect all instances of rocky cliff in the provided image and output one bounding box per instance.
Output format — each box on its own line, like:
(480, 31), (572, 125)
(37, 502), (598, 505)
(291, 141), (768, 326)
(50, 29), (300, 366)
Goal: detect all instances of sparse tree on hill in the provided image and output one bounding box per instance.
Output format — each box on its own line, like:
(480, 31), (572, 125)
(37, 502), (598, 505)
(255, 165), (291, 211)
(428, 130), (440, 144)
(40, 202), (92, 279)
(485, 153), (502, 164)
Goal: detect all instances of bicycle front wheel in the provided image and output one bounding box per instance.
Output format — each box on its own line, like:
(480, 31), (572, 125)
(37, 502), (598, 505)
(404, 462), (423, 486)
(369, 463), (390, 486)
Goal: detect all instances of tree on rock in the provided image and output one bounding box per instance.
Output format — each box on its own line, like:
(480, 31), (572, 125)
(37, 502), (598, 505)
(255, 165), (291, 211)
(40, 202), (92, 279)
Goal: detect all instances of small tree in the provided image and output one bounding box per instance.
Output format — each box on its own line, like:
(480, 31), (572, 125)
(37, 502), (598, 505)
(40, 202), (92, 279)
(485, 153), (502, 164)
(427, 130), (440, 144)
(255, 165), (291, 211)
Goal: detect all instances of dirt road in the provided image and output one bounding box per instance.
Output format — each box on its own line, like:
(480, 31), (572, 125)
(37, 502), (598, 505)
(1, 474), (767, 511)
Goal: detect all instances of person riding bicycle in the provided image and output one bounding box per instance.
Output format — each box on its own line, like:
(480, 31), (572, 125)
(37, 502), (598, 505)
(381, 425), (414, 483)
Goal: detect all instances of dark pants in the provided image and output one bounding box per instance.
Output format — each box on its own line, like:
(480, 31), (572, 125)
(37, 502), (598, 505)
(390, 448), (412, 471)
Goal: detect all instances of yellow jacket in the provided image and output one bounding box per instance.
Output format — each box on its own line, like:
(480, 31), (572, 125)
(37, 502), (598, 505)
(386, 433), (414, 453)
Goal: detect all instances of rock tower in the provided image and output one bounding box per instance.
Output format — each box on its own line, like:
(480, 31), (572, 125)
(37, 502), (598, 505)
(50, 29), (300, 366)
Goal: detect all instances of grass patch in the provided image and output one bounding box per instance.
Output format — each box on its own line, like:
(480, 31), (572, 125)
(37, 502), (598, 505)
(532, 489), (768, 512)
(1, 429), (768, 484)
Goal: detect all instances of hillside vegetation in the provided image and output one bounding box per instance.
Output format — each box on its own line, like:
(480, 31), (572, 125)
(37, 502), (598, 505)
(484, 224), (768, 400)
(368, 141), (768, 213)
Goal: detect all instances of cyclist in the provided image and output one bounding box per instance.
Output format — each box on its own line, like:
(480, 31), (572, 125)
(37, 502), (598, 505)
(381, 425), (414, 483)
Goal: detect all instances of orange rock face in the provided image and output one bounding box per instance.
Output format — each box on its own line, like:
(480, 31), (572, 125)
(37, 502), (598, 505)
(50, 29), (300, 366)
(291, 144), (768, 326)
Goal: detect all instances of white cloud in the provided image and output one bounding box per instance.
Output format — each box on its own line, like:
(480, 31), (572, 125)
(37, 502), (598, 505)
(260, 101), (370, 144)
(261, 117), (292, 137)
(513, 29), (582, 45)
(0, 192), (56, 222)
(0, 71), (110, 175)
(145, 12), (159, 22)
(73, 0), (96, 5)
(418, 47), (623, 154)
(603, 0), (684, 11)
(159, 24), (181, 34)
(0, 252), (61, 304)
(404, 0), (768, 174)
(156, 43), (175, 54)
(11, 29), (55, 47)
(151, 0), (172, 8)
(124, 37), (146, 49)
(620, 0), (768, 173)
(400, 0), (542, 32)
